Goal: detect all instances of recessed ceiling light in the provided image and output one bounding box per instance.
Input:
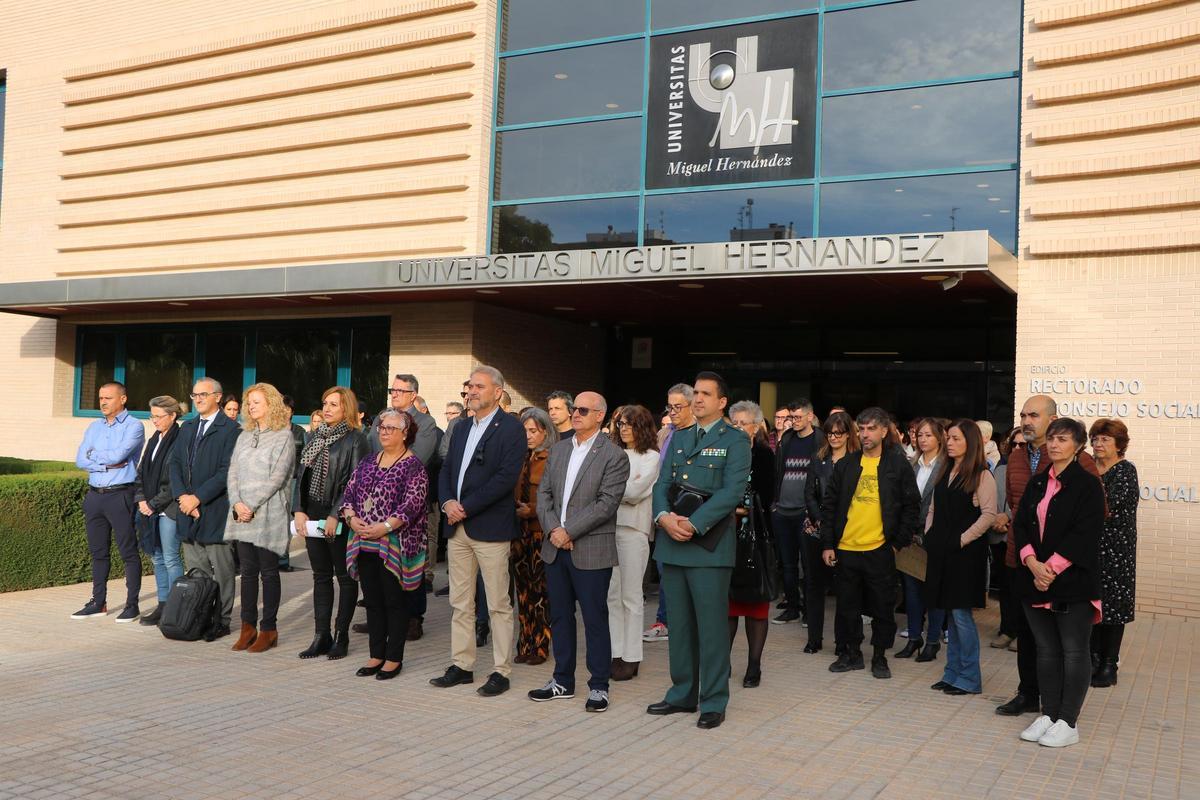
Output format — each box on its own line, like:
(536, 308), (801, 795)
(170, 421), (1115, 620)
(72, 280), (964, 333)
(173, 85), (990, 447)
(894, 188), (904, 193)
(920, 275), (950, 282)
(309, 295), (332, 300)
(987, 197), (1001, 202)
(553, 306), (575, 311)
(910, 104), (923, 110)
(553, 73), (568, 80)
(476, 289), (500, 295)
(605, 103), (619, 109)
(168, 301), (189, 306)
(998, 209), (1011, 214)
(678, 282), (704, 289)
(921, 213), (932, 217)
(976, 183), (990, 188)
(739, 302), (762, 308)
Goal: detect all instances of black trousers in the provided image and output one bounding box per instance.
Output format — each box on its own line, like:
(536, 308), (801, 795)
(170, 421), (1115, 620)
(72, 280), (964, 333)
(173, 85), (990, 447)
(1024, 601), (1094, 726)
(993, 543), (1019, 638)
(236, 541), (281, 631)
(773, 512), (806, 608)
(1008, 566), (1040, 700)
(835, 545), (897, 651)
(305, 532), (358, 635)
(546, 550), (613, 693)
(801, 532), (847, 645)
(83, 487), (141, 607)
(357, 553), (411, 663)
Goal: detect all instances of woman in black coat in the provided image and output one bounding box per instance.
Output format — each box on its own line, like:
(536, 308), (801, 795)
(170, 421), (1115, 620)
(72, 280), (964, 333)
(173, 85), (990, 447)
(132, 395), (183, 626)
(923, 420), (997, 696)
(1012, 418), (1105, 749)
(294, 386), (372, 660)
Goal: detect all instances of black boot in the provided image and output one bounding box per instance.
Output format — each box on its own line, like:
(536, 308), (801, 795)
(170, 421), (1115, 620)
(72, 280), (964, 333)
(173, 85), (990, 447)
(327, 631), (349, 660)
(915, 642), (940, 662)
(298, 632), (333, 659)
(895, 637), (923, 659)
(829, 648), (864, 673)
(1092, 658), (1118, 687)
(475, 620), (490, 647)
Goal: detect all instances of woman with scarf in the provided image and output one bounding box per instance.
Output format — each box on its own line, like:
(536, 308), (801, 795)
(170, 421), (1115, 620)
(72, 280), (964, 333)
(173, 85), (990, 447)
(133, 395), (183, 626)
(294, 386), (371, 660)
(512, 406), (554, 666)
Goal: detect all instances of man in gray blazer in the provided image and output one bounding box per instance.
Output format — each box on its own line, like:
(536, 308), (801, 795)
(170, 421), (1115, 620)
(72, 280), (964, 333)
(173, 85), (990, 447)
(530, 391), (629, 712)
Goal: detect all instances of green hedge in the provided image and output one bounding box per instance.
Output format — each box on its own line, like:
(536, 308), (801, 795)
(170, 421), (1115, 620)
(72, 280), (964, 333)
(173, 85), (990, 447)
(0, 456), (79, 475)
(0, 468), (154, 593)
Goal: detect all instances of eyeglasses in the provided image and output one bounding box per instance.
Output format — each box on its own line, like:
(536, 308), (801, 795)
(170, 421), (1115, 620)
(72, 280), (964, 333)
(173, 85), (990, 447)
(774, 414), (792, 422)
(150, 413), (173, 421)
(189, 391), (216, 399)
(667, 404), (686, 413)
(378, 425), (404, 434)
(388, 388), (415, 395)
(615, 420), (632, 429)
(572, 407), (597, 417)
(827, 430), (848, 438)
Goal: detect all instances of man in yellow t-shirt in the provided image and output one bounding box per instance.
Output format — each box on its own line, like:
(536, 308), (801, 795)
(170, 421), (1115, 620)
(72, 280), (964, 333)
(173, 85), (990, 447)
(819, 408), (921, 679)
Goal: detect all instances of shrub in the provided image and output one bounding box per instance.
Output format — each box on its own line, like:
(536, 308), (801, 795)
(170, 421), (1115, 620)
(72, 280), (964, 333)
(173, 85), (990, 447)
(0, 456), (78, 475)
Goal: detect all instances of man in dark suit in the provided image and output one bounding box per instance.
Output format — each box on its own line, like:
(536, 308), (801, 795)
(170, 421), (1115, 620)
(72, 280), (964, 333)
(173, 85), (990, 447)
(169, 377), (241, 642)
(647, 371), (751, 730)
(429, 365), (526, 697)
(528, 391), (629, 712)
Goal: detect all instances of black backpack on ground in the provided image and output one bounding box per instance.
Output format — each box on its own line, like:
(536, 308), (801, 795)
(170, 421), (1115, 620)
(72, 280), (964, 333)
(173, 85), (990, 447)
(159, 568), (221, 641)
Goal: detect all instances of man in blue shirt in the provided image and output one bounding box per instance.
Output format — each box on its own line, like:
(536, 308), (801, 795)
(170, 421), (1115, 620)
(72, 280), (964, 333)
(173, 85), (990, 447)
(72, 382), (146, 621)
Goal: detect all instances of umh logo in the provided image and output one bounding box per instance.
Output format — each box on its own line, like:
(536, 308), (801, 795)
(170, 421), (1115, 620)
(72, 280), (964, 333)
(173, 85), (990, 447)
(647, 16), (817, 190)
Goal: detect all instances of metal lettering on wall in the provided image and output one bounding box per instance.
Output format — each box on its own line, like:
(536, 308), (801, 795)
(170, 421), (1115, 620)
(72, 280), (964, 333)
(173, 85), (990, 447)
(394, 231), (986, 288)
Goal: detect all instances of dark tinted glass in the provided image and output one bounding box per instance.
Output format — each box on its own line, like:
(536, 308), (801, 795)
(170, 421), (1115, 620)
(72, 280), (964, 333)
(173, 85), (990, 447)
(824, 0), (1021, 90)
(495, 118), (642, 200)
(494, 197), (640, 252)
(77, 330), (116, 411)
(501, 0), (643, 51)
(818, 170), (1018, 253)
(821, 79), (1018, 176)
(643, 185), (813, 244)
(202, 332), (246, 409)
(125, 331), (195, 412)
(254, 327), (337, 418)
(652, 0), (815, 30)
(350, 321), (390, 418)
(498, 40), (645, 125)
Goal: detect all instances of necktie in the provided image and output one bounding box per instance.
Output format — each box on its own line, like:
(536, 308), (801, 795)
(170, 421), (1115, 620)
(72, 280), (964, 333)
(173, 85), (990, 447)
(696, 426), (705, 446)
(191, 419), (208, 464)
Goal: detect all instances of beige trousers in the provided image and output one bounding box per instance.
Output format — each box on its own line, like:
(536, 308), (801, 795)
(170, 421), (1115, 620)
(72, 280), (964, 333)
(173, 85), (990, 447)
(448, 525), (514, 677)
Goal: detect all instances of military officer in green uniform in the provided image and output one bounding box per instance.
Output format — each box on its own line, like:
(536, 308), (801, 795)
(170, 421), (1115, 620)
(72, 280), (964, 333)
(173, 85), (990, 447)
(646, 371), (751, 730)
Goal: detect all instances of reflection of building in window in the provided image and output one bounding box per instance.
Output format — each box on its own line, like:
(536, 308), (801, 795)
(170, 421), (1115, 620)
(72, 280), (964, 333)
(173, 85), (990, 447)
(730, 222), (794, 241)
(581, 225), (667, 247)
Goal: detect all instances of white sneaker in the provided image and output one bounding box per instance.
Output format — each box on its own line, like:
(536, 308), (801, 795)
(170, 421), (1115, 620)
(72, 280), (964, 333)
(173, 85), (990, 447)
(1038, 719), (1080, 748)
(1019, 715), (1054, 742)
(642, 622), (668, 642)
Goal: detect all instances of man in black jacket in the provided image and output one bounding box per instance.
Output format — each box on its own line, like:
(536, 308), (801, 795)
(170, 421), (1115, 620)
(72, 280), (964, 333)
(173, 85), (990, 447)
(820, 407), (920, 679)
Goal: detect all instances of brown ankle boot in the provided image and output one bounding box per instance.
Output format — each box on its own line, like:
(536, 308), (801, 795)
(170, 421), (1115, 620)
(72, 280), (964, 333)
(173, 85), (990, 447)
(247, 630), (278, 653)
(231, 623), (258, 651)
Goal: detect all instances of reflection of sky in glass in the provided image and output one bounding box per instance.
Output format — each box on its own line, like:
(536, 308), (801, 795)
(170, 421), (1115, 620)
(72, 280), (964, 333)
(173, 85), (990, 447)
(651, 0), (815, 30)
(495, 197), (640, 252)
(502, 0), (643, 51)
(821, 79), (1018, 176)
(823, 0), (1020, 90)
(500, 40), (645, 125)
(496, 119), (642, 200)
(818, 171), (1018, 253)
(644, 186), (814, 244)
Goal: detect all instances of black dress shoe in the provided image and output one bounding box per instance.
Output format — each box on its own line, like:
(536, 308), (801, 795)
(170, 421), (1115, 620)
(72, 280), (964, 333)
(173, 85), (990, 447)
(742, 669), (761, 689)
(476, 672), (510, 696)
(327, 632), (349, 660)
(995, 694), (1039, 716)
(356, 663), (383, 677)
(930, 681), (951, 691)
(697, 712), (725, 729)
(376, 663), (402, 681)
(895, 638), (923, 659)
(298, 633), (333, 659)
(139, 605), (163, 626)
(803, 640), (822, 654)
(942, 686), (968, 695)
(646, 701), (696, 715)
(204, 624), (231, 643)
(430, 665), (475, 687)
(434, 585), (450, 597)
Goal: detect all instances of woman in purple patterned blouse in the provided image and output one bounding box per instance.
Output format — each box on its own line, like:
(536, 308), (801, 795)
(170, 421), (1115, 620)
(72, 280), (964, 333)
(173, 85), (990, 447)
(341, 409), (428, 680)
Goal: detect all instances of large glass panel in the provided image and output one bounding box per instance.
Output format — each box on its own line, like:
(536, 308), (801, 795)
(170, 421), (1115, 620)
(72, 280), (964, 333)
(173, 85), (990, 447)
(494, 197), (640, 252)
(501, 0), (643, 51)
(124, 331), (195, 412)
(254, 327), (338, 418)
(498, 40), (645, 125)
(644, 185), (813, 244)
(495, 118), (642, 200)
(350, 321), (390, 418)
(202, 331), (246, 411)
(824, 0), (1021, 90)
(818, 170), (1018, 252)
(77, 330), (116, 411)
(652, 0), (815, 30)
(820, 79), (1018, 176)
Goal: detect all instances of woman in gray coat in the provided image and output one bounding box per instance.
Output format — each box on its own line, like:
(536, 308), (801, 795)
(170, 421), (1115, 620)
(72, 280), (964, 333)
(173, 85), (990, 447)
(226, 382), (297, 653)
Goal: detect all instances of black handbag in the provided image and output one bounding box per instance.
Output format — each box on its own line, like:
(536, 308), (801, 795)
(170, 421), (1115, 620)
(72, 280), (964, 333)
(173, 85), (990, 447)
(729, 490), (780, 604)
(667, 482), (726, 552)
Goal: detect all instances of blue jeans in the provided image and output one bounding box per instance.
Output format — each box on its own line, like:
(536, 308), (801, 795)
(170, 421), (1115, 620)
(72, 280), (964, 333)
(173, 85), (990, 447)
(942, 608), (982, 693)
(150, 515), (183, 603)
(903, 573), (945, 641)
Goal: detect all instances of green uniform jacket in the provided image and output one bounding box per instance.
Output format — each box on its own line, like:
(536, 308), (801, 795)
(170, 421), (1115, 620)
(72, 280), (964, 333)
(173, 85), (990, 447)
(652, 421), (752, 568)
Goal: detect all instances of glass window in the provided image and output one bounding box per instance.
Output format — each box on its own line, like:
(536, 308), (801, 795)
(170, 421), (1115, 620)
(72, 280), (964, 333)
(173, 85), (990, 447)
(350, 322), (390, 418)
(501, 0), (644, 51)
(644, 185), (813, 245)
(202, 331), (246, 410)
(824, 0), (1021, 90)
(495, 118), (642, 200)
(820, 79), (1018, 177)
(494, 197), (640, 253)
(651, 0), (815, 30)
(124, 331), (195, 412)
(498, 40), (645, 125)
(254, 326), (338, 418)
(77, 330), (116, 411)
(818, 170), (1018, 253)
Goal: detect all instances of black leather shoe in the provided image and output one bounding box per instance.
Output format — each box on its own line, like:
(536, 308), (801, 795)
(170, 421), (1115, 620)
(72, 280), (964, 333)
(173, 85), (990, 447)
(646, 701), (696, 715)
(327, 632), (349, 660)
(995, 694), (1039, 716)
(895, 638), (923, 659)
(356, 663), (383, 677)
(430, 665), (475, 687)
(376, 663), (402, 681)
(1091, 659), (1118, 688)
(204, 624), (231, 643)
(742, 667), (761, 688)
(298, 633), (333, 659)
(930, 681), (951, 691)
(915, 643), (940, 663)
(829, 650), (864, 673)
(476, 672), (510, 696)
(139, 605), (163, 626)
(434, 585), (450, 597)
(871, 655), (891, 679)
(475, 621), (490, 648)
(697, 712), (725, 729)
(942, 686), (968, 695)
(803, 640), (822, 654)
(351, 622), (369, 634)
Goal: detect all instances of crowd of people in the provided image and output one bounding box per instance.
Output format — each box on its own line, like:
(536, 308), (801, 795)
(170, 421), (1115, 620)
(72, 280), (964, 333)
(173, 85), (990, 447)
(72, 368), (1139, 742)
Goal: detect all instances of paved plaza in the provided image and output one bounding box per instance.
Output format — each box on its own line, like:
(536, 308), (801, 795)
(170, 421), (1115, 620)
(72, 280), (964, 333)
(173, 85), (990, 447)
(2, 548), (1195, 800)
